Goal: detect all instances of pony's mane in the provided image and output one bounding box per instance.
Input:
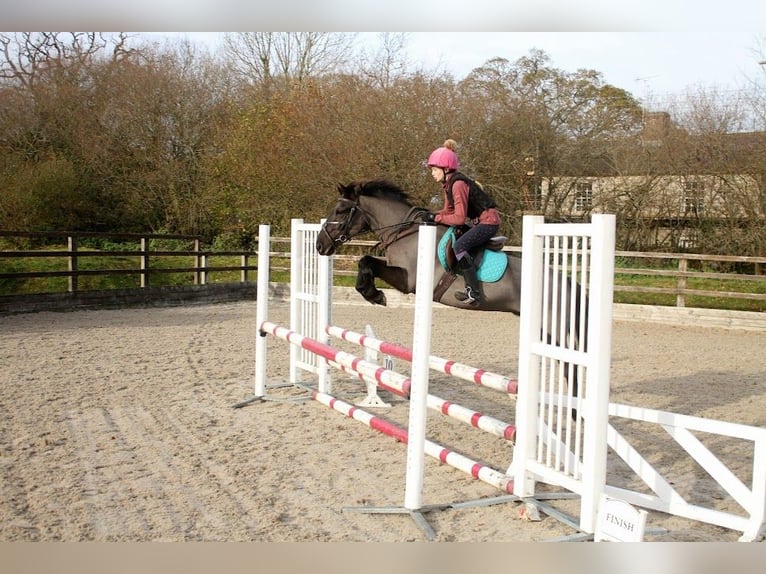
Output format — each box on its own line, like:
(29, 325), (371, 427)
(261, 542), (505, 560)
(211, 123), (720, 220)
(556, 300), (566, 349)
(354, 179), (413, 205)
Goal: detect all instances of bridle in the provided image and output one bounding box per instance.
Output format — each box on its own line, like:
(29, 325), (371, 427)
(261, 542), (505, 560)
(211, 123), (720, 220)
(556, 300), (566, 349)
(319, 196), (427, 249)
(319, 197), (367, 248)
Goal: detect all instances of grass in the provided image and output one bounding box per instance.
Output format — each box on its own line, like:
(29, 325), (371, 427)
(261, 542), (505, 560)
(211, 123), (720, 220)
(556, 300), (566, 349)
(0, 251), (286, 295)
(612, 271), (766, 312)
(580, 252), (766, 311)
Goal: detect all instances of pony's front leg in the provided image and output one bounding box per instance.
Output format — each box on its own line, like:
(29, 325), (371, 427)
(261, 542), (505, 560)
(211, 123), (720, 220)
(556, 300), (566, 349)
(356, 255), (409, 306)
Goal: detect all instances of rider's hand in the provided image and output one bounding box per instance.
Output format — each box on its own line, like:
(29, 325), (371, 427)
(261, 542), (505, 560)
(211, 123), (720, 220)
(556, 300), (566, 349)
(423, 212), (437, 223)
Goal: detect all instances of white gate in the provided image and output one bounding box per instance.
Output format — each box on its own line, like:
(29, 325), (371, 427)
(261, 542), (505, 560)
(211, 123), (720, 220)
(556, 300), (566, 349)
(511, 213), (766, 541)
(289, 218), (332, 392)
(511, 214), (616, 534)
(605, 403), (766, 541)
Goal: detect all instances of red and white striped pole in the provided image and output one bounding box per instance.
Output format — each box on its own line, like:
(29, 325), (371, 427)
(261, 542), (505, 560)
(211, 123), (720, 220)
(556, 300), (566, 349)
(326, 325), (518, 395)
(329, 355), (515, 441)
(259, 321), (411, 397)
(313, 391), (514, 493)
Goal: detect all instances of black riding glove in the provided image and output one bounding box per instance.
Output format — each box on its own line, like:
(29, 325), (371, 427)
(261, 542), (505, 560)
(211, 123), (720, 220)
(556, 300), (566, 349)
(423, 212), (437, 223)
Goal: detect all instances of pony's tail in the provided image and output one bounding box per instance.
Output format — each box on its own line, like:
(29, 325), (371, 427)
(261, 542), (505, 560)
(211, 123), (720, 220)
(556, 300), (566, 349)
(569, 279), (588, 421)
(574, 280), (589, 353)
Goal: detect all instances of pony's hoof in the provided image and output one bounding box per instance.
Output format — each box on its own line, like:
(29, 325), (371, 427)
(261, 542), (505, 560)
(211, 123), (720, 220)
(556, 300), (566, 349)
(370, 290), (387, 306)
(361, 289), (387, 306)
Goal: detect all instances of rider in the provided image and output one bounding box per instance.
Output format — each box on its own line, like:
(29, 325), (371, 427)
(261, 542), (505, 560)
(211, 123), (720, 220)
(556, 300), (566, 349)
(425, 139), (501, 305)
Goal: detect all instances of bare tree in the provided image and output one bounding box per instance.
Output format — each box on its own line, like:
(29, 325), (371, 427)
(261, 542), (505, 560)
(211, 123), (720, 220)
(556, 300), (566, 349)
(0, 32), (133, 88)
(222, 32), (355, 88)
(355, 32), (410, 89)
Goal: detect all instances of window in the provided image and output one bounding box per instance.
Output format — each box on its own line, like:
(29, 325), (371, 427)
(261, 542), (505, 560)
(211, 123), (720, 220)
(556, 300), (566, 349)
(678, 230), (698, 250)
(682, 180), (704, 214)
(574, 182), (593, 211)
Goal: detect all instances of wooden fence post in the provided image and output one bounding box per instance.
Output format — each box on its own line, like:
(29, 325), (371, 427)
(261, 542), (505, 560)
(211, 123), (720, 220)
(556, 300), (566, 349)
(140, 237), (149, 288)
(677, 257), (687, 308)
(194, 239), (201, 285)
(68, 235), (78, 293)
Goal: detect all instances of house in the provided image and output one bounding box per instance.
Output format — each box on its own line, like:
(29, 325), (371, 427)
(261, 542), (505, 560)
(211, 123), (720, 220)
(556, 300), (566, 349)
(535, 113), (766, 250)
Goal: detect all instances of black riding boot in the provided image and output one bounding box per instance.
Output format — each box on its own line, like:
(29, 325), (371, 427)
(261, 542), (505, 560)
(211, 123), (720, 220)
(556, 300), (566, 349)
(454, 254), (481, 305)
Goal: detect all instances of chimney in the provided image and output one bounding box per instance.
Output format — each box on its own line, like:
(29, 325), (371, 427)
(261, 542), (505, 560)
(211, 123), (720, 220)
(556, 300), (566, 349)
(642, 111), (672, 141)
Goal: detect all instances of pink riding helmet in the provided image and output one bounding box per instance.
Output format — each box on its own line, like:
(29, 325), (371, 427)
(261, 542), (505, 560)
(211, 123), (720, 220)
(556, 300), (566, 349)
(427, 145), (459, 171)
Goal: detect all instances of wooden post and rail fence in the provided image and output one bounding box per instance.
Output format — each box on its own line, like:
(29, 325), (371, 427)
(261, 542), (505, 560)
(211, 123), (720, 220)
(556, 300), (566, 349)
(1, 230), (765, 317)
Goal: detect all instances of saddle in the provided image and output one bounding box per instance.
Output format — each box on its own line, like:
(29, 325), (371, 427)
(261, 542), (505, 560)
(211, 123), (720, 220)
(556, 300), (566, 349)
(441, 226), (506, 271)
(433, 226), (509, 302)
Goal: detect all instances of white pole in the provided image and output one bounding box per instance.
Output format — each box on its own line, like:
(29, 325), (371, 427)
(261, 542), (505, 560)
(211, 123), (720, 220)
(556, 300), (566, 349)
(580, 213), (616, 532)
(289, 219), (302, 384)
(254, 224), (271, 398)
(511, 215), (545, 496)
(317, 220), (332, 393)
(404, 224), (436, 511)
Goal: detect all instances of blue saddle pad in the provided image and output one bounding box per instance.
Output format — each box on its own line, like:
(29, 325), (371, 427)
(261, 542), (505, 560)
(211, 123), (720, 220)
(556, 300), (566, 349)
(437, 227), (508, 283)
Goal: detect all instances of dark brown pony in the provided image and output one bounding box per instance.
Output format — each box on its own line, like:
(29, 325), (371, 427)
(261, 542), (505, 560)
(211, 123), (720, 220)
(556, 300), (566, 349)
(316, 179), (526, 312)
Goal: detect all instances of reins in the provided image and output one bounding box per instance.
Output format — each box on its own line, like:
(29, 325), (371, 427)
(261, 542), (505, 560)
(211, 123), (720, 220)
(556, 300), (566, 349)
(375, 206), (427, 249)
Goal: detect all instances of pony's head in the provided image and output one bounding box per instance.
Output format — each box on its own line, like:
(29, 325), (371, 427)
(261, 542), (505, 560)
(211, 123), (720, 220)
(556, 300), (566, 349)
(316, 179), (411, 256)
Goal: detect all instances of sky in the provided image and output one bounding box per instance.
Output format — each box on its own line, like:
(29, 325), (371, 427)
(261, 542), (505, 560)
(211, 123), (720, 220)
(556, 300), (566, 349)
(397, 33), (765, 97)
(141, 30), (766, 116)
(161, 31), (766, 101)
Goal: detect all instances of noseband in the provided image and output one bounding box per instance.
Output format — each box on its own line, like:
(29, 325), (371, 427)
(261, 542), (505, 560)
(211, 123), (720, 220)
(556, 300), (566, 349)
(319, 197), (367, 247)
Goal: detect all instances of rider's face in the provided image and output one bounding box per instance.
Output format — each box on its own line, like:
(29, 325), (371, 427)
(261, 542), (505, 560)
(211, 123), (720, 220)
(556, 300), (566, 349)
(430, 166), (445, 182)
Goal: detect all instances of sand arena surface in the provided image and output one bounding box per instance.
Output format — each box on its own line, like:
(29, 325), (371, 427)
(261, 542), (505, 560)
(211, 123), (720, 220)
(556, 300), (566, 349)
(1, 300), (765, 541)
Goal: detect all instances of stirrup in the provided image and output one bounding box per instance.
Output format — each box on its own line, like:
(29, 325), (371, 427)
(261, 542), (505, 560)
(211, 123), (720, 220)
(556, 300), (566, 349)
(454, 286), (479, 304)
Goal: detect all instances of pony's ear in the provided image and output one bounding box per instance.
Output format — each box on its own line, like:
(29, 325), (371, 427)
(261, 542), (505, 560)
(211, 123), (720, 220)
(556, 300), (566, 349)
(336, 182), (358, 200)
